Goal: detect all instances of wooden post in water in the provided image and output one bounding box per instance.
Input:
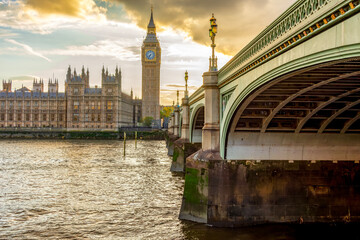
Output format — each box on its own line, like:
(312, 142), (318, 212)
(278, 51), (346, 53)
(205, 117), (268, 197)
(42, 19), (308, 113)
(123, 132), (126, 156)
(135, 131), (137, 149)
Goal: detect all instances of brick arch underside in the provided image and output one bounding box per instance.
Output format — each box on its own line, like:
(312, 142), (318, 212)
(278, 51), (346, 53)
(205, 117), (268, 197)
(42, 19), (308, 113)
(226, 58), (360, 160)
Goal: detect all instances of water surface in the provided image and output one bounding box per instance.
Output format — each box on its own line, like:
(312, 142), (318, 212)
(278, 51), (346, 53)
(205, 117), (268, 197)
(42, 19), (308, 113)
(0, 139), (359, 239)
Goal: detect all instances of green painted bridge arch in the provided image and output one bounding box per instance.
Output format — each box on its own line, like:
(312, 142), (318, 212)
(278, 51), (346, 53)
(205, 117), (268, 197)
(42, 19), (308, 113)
(179, 0), (360, 227)
(219, 1), (360, 159)
(222, 55), (360, 160)
(185, 0), (360, 159)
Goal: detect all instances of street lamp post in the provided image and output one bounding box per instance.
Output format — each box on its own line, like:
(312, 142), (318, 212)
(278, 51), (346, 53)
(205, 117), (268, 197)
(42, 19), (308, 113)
(185, 70), (188, 98)
(180, 70), (190, 141)
(209, 13), (218, 71)
(174, 90), (180, 136)
(201, 13), (220, 153)
(176, 90), (179, 107)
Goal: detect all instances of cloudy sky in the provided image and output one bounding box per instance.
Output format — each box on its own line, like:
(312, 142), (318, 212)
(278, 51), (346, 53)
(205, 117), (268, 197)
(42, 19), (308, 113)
(0, 0), (295, 105)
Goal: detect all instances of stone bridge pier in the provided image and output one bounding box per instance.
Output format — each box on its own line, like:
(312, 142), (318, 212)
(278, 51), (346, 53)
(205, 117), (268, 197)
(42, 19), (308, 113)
(165, 111), (178, 156)
(179, 69), (223, 223)
(171, 72), (202, 172)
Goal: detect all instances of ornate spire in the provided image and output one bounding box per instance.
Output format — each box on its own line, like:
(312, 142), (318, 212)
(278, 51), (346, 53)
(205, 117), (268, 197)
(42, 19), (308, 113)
(147, 6), (156, 34)
(67, 65), (71, 79)
(81, 65), (85, 77)
(148, 6), (155, 28)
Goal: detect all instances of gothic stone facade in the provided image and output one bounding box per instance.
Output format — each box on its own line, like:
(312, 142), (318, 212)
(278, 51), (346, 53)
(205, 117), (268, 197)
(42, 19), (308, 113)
(0, 66), (141, 131)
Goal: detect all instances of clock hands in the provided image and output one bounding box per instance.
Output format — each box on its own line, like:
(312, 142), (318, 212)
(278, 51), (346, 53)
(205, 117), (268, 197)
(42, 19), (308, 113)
(146, 50), (155, 60)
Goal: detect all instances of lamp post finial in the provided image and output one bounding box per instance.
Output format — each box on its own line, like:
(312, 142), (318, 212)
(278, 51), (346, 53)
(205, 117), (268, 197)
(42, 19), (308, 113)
(185, 70), (188, 98)
(209, 14), (218, 71)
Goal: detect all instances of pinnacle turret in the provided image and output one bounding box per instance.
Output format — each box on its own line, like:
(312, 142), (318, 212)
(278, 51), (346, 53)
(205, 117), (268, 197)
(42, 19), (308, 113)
(67, 65), (71, 81)
(81, 66), (85, 77)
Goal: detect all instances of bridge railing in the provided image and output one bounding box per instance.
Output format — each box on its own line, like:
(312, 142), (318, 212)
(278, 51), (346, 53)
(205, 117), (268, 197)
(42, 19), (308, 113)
(218, 0), (359, 86)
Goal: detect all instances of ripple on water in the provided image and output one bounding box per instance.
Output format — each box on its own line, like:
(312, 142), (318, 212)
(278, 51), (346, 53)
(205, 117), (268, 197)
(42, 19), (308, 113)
(1, 139), (358, 240)
(0, 140), (185, 239)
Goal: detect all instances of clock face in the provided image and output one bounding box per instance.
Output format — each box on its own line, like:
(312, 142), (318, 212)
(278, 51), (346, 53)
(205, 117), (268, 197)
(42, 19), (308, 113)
(146, 50), (155, 60)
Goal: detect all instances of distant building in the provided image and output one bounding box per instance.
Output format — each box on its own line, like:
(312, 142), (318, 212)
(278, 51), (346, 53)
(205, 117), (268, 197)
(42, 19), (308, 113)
(0, 9), (169, 131)
(142, 7), (161, 123)
(0, 66), (142, 131)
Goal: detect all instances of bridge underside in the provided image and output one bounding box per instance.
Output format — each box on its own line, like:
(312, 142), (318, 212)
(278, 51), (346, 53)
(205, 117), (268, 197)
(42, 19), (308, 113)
(226, 58), (360, 160)
(191, 107), (204, 143)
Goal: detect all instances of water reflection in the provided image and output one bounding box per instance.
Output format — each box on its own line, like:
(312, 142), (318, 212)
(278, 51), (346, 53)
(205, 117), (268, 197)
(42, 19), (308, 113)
(0, 139), (360, 239)
(0, 140), (184, 239)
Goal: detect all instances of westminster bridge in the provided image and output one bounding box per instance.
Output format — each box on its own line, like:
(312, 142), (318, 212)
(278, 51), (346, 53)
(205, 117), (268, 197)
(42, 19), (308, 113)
(166, 0), (360, 227)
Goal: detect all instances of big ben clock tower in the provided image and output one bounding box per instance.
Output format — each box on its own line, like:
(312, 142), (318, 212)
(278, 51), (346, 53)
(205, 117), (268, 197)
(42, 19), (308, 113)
(142, 7), (161, 122)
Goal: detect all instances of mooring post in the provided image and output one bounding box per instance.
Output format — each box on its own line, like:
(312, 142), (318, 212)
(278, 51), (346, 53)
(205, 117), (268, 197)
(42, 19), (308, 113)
(123, 132), (126, 156)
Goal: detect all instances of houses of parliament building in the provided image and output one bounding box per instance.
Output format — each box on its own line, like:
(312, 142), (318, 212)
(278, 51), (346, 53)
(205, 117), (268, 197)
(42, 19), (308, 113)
(0, 66), (142, 131)
(0, 7), (162, 131)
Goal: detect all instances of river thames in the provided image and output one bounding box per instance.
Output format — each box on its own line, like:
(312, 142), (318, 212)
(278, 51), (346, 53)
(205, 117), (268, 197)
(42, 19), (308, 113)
(0, 139), (359, 239)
